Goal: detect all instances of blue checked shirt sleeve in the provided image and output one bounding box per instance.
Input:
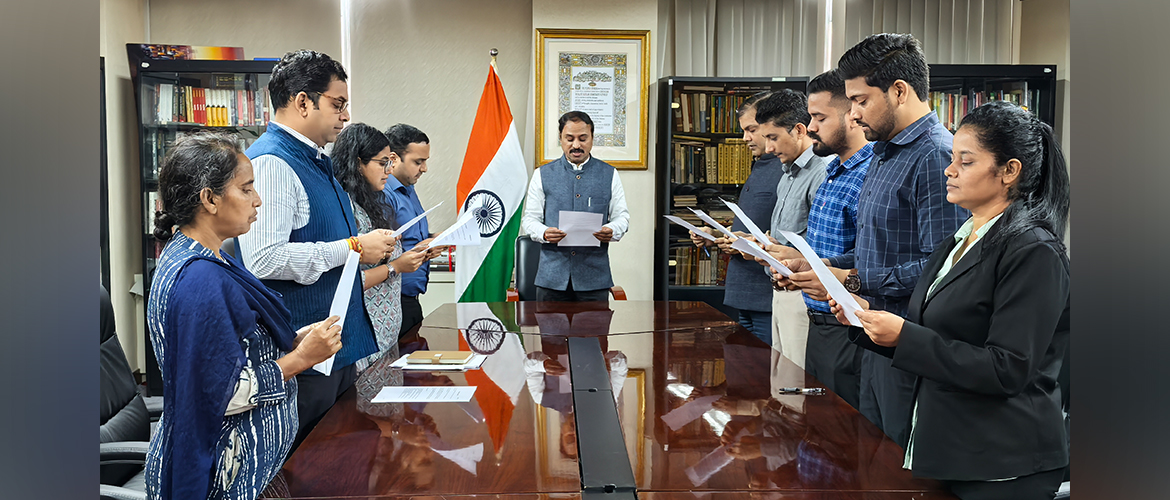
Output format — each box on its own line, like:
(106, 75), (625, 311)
(859, 149), (966, 297)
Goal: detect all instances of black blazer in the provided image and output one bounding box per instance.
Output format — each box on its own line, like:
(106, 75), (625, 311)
(849, 221), (1070, 481)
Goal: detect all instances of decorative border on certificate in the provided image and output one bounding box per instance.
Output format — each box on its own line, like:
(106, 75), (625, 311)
(536, 29), (650, 170)
(558, 53), (628, 147)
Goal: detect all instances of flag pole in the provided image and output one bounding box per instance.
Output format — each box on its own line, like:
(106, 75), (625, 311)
(490, 47), (498, 70)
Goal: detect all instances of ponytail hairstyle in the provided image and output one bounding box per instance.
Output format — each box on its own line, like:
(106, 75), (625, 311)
(153, 132), (244, 242)
(957, 101), (1070, 248)
(333, 123), (397, 230)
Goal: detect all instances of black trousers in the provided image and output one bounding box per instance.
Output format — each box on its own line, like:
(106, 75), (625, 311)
(859, 349), (917, 448)
(399, 294), (424, 337)
(290, 363), (357, 453)
(944, 467), (1065, 500)
(536, 279), (610, 302)
(805, 312), (864, 410)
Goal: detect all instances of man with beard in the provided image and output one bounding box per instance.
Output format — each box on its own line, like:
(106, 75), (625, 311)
(752, 90), (826, 349)
(689, 91), (783, 345)
(762, 69), (873, 407)
(776, 34), (967, 447)
(521, 111), (631, 301)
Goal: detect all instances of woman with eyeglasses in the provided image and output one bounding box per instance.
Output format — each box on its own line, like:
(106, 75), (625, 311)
(333, 123), (429, 373)
(145, 132), (342, 500)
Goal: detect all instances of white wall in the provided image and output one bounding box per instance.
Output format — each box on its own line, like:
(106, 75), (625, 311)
(148, 0), (342, 59)
(101, 0), (147, 370)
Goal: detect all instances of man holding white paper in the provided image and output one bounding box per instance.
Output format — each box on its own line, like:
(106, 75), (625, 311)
(521, 111), (630, 301)
(688, 92), (783, 345)
(752, 90), (827, 352)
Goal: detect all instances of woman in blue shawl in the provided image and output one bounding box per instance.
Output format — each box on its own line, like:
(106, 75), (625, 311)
(144, 132), (343, 500)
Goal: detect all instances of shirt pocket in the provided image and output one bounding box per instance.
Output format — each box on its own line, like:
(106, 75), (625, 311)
(216, 427), (244, 492)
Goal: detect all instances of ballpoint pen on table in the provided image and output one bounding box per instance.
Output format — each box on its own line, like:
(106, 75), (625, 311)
(777, 387), (825, 395)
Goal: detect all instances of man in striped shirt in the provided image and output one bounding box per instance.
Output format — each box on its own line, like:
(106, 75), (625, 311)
(238, 50), (398, 448)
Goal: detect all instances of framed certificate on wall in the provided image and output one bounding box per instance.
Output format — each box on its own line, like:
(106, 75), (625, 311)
(535, 28), (650, 170)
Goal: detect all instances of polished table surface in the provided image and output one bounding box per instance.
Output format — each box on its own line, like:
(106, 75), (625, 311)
(278, 301), (955, 499)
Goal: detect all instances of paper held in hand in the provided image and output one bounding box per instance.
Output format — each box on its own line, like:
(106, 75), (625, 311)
(777, 230), (865, 326)
(390, 201), (442, 238)
(687, 207), (737, 239)
(557, 210), (604, 247)
(663, 215), (716, 241)
(313, 250), (360, 376)
(730, 238), (792, 277)
(428, 209), (482, 248)
(719, 198), (771, 245)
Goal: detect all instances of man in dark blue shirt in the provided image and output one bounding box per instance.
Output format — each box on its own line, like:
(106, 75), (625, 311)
(382, 124), (446, 336)
(781, 34), (967, 447)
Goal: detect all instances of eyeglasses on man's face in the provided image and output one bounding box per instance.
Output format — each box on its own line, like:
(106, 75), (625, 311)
(311, 91), (349, 114)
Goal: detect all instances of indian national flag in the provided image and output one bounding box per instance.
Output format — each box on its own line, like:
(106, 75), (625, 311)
(455, 62), (527, 302)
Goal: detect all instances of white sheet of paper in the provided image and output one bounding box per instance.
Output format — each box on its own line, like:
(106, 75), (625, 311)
(557, 210), (604, 247)
(428, 209), (481, 248)
(313, 250), (360, 376)
(778, 230), (865, 326)
(685, 445), (736, 486)
(664, 215), (717, 241)
(720, 198), (771, 244)
(688, 208), (737, 239)
(371, 386), (478, 403)
(429, 440), (483, 475)
(661, 394), (722, 431)
(387, 352), (488, 371)
(390, 201), (442, 238)
(730, 238), (793, 277)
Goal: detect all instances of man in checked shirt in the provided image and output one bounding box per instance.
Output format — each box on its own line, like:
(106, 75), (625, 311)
(777, 34), (967, 448)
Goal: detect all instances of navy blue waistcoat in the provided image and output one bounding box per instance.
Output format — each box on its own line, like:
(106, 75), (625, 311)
(244, 126), (376, 371)
(724, 155), (783, 312)
(534, 155), (615, 291)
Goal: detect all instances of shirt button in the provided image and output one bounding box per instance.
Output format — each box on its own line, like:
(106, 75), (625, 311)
(576, 175), (581, 180)
(576, 194), (581, 198)
(571, 251), (576, 256)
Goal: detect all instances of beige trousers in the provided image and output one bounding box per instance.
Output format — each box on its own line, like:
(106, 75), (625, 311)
(771, 289), (810, 369)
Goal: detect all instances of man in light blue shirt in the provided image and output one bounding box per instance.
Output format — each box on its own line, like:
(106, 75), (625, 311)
(382, 123), (445, 336)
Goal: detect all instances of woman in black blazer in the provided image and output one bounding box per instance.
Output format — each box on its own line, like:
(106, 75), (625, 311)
(830, 101), (1070, 500)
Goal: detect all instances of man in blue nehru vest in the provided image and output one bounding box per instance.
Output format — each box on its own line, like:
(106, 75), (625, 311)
(521, 111), (631, 301)
(689, 92), (782, 344)
(237, 50), (397, 448)
(381, 123), (447, 337)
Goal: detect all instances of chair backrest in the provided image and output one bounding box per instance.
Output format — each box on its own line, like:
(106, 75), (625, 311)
(99, 284), (150, 444)
(514, 235), (542, 301)
(221, 237), (238, 260)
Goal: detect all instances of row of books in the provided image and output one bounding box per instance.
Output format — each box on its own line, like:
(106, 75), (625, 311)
(666, 360), (727, 388)
(674, 90), (758, 134)
(143, 129), (253, 180)
(150, 82), (270, 127)
(672, 246), (731, 286)
(669, 208), (733, 227)
(673, 137), (754, 185)
(930, 88), (1043, 131)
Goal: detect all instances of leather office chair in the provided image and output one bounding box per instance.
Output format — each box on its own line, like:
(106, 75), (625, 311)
(507, 235), (626, 301)
(99, 284), (149, 500)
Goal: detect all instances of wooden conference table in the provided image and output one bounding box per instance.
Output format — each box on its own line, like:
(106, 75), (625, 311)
(276, 300), (956, 500)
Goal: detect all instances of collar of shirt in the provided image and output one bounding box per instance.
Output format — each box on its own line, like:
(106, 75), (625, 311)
(954, 212), (1005, 243)
(568, 155), (592, 171)
(874, 112), (942, 160)
(384, 171), (412, 194)
(826, 141), (876, 178)
(268, 120), (327, 159)
(782, 145), (817, 174)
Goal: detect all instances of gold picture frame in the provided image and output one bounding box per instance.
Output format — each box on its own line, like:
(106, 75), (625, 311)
(535, 28), (651, 170)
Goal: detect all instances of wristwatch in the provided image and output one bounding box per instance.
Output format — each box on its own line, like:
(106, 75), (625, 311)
(843, 273), (861, 293)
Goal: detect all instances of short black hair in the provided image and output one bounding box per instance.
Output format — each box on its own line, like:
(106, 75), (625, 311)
(806, 69), (850, 108)
(753, 89), (810, 130)
(268, 49), (348, 111)
(558, 111), (594, 135)
(837, 33), (930, 101)
(153, 132), (244, 242)
(384, 123), (430, 158)
(736, 91), (772, 118)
